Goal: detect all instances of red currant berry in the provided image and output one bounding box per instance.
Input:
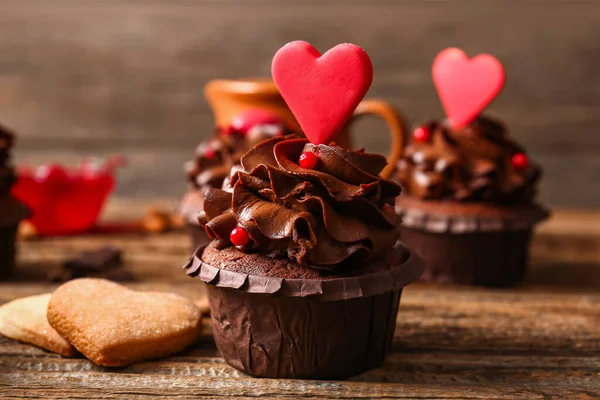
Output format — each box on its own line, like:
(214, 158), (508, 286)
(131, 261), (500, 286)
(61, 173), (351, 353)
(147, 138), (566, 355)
(512, 153), (529, 169)
(298, 152), (318, 169)
(35, 164), (68, 183)
(221, 126), (235, 137)
(204, 148), (217, 159)
(230, 226), (249, 246)
(413, 126), (430, 142)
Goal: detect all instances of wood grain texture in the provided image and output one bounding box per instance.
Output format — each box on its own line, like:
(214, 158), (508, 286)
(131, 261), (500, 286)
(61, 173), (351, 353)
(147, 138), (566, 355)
(1, 204), (600, 398)
(0, 1), (598, 206)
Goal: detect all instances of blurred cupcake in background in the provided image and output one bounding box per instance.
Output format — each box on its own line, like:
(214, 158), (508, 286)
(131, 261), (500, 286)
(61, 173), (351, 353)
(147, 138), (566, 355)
(180, 107), (294, 249)
(180, 79), (299, 249)
(0, 124), (30, 279)
(394, 48), (549, 287)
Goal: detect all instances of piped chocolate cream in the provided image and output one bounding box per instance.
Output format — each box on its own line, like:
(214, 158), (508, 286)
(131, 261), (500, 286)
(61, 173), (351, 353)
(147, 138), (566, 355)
(198, 135), (402, 271)
(395, 116), (541, 205)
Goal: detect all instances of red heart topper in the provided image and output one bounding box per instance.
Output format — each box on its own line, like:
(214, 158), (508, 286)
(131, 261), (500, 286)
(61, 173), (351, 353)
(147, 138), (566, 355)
(433, 48), (505, 129)
(272, 41), (373, 145)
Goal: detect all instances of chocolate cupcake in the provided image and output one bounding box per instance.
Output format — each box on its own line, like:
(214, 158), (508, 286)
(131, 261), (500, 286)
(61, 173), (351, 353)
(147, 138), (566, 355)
(0, 124), (29, 279)
(180, 109), (293, 249)
(393, 48), (549, 287)
(184, 134), (423, 379)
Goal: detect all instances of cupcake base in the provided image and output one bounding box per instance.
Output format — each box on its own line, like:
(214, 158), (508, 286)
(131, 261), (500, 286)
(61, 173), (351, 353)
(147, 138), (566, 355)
(400, 227), (531, 287)
(0, 225), (18, 280)
(184, 242), (423, 379)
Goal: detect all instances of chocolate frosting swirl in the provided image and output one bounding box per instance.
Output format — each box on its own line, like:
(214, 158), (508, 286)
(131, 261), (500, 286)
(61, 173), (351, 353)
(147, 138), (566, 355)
(185, 123), (292, 190)
(199, 135), (402, 270)
(395, 116), (541, 204)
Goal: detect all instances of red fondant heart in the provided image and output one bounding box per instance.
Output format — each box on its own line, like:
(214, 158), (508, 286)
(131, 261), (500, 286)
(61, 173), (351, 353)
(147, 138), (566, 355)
(433, 48), (505, 128)
(272, 41), (373, 145)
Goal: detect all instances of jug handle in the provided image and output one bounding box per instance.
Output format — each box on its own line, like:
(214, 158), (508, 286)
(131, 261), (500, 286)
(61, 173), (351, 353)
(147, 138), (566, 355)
(349, 99), (407, 179)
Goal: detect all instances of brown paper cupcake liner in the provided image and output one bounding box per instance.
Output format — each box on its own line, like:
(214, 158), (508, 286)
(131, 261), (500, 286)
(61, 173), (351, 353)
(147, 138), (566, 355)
(183, 243), (423, 379)
(0, 196), (29, 280)
(400, 227), (532, 287)
(0, 166), (16, 197)
(0, 196), (30, 227)
(184, 243), (423, 301)
(396, 196), (549, 234)
(395, 197), (549, 287)
(0, 225), (18, 280)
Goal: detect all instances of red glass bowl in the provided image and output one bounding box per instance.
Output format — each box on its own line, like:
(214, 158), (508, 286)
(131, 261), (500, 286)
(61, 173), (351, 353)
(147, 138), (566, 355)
(11, 165), (117, 236)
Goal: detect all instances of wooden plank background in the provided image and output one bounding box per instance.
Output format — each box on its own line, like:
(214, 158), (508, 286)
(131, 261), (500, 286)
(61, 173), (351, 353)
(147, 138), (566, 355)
(0, 0), (598, 207)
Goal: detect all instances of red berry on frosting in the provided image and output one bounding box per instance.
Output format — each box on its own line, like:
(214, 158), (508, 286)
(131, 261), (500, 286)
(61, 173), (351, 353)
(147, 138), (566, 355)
(230, 226), (249, 246)
(298, 152), (318, 169)
(512, 153), (529, 169)
(204, 148), (216, 159)
(413, 126), (430, 142)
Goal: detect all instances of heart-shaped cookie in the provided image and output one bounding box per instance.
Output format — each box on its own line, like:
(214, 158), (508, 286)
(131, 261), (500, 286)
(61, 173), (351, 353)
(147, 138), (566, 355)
(47, 278), (202, 367)
(0, 294), (76, 357)
(272, 41), (373, 145)
(433, 47), (505, 128)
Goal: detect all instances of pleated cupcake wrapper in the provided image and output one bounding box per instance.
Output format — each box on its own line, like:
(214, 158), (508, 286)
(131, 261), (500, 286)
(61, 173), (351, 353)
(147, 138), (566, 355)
(0, 195), (28, 281)
(183, 242), (424, 301)
(183, 242), (422, 379)
(0, 196), (29, 228)
(401, 227), (533, 287)
(0, 167), (16, 197)
(207, 285), (402, 379)
(0, 224), (18, 280)
(396, 199), (550, 234)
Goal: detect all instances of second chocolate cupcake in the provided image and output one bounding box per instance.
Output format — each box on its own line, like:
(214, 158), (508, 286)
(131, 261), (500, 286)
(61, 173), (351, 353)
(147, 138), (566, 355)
(180, 108), (293, 249)
(0, 124), (29, 280)
(393, 48), (549, 287)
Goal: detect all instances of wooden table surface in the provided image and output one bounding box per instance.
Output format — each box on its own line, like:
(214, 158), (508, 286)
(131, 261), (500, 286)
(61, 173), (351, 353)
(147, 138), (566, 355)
(1, 206), (599, 399)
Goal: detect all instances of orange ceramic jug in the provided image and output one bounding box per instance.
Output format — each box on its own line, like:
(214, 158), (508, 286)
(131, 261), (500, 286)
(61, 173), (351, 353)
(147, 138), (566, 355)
(205, 79), (406, 178)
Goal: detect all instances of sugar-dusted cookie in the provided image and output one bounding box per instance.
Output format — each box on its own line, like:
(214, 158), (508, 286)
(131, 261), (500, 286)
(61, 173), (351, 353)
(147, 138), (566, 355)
(47, 278), (202, 367)
(0, 293), (76, 357)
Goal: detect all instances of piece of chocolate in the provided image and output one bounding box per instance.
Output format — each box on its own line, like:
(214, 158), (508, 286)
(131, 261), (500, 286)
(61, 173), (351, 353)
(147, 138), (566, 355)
(64, 247), (122, 273)
(47, 267), (76, 283)
(49, 247), (130, 283)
